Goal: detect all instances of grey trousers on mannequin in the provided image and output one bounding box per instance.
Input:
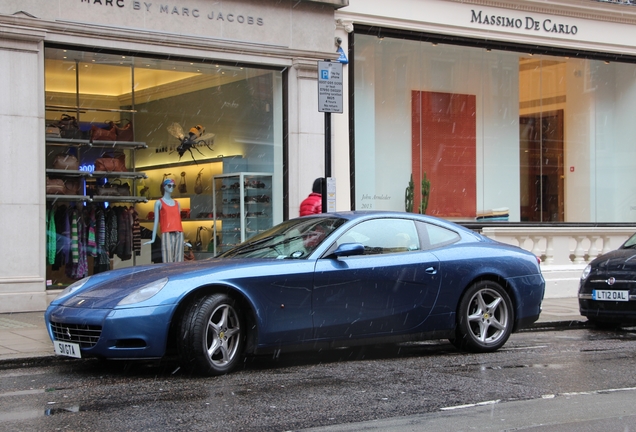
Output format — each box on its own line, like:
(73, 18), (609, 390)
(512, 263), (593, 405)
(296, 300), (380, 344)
(162, 231), (184, 262)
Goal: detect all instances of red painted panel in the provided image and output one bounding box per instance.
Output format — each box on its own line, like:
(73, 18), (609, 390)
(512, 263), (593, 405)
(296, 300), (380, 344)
(411, 91), (476, 217)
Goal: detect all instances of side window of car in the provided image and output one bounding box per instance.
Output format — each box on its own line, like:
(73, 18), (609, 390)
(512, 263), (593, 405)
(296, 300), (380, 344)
(337, 219), (420, 255)
(416, 221), (460, 250)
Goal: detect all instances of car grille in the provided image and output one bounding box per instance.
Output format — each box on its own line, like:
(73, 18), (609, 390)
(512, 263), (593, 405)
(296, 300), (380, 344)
(50, 321), (102, 348)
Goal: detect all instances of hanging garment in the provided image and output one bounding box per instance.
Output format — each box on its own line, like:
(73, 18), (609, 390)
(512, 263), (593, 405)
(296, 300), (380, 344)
(131, 208), (141, 256)
(94, 208), (110, 274)
(70, 208), (79, 264)
(47, 208), (57, 265)
(86, 207), (97, 257)
(105, 207), (118, 258)
(52, 206), (71, 270)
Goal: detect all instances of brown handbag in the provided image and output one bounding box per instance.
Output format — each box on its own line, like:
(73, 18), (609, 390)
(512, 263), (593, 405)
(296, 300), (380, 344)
(194, 169), (203, 194)
(46, 178), (81, 195)
(91, 122), (117, 141)
(97, 180), (130, 196)
(52, 153), (79, 171)
(94, 152), (127, 172)
(57, 114), (82, 139)
(115, 121), (134, 141)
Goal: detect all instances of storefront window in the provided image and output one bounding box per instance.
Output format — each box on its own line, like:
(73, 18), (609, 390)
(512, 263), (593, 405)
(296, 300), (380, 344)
(354, 33), (636, 223)
(45, 47), (283, 286)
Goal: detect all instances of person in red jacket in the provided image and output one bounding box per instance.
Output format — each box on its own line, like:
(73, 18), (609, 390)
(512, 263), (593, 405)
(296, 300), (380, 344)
(299, 178), (323, 216)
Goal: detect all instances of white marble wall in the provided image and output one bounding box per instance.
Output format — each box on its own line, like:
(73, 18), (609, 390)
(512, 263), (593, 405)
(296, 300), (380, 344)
(0, 1), (339, 312)
(0, 27), (47, 312)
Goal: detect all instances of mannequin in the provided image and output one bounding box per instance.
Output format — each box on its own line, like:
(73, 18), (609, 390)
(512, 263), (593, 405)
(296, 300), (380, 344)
(144, 178), (188, 262)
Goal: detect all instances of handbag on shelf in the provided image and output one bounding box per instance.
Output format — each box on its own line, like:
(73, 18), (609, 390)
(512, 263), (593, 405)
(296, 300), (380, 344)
(180, 208), (190, 219)
(115, 180), (131, 196)
(96, 183), (119, 196)
(178, 172), (187, 194)
(194, 169), (203, 194)
(94, 152), (127, 172)
(193, 227), (203, 251)
(57, 114), (82, 139)
(46, 177), (81, 195)
(115, 121), (134, 141)
(46, 125), (61, 138)
(96, 180), (130, 197)
(91, 122), (117, 141)
(52, 153), (79, 171)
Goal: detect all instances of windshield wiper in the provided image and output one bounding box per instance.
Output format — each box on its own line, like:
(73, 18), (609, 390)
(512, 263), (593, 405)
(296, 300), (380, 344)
(230, 235), (306, 257)
(222, 236), (277, 257)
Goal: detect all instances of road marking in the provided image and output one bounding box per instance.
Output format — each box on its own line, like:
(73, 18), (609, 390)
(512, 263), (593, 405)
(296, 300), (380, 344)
(440, 399), (500, 411)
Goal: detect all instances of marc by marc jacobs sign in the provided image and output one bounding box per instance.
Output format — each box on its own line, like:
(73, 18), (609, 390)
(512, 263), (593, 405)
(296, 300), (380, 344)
(81, 0), (265, 26)
(470, 9), (577, 35)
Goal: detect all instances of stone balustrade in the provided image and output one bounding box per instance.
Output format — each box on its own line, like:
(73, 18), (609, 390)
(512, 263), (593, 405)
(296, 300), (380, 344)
(480, 227), (635, 265)
(477, 226), (636, 298)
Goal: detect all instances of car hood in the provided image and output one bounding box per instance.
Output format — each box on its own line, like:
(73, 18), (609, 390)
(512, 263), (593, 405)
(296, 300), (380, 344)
(591, 248), (636, 272)
(55, 258), (290, 309)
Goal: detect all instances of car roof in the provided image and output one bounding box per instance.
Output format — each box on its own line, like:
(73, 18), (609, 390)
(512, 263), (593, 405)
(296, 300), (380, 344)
(299, 211), (480, 238)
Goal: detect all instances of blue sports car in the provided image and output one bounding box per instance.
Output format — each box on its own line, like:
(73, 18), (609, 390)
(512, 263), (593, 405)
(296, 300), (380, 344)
(45, 211), (545, 375)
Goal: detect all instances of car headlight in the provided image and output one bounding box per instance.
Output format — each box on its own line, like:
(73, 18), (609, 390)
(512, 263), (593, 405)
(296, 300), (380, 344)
(118, 277), (169, 306)
(55, 277), (91, 301)
(581, 264), (591, 280)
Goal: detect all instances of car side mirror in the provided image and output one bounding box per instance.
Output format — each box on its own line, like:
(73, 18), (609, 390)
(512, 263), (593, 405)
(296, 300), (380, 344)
(333, 243), (364, 257)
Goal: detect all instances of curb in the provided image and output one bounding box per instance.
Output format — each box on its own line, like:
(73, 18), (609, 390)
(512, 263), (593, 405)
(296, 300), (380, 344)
(0, 321), (590, 368)
(525, 319), (589, 332)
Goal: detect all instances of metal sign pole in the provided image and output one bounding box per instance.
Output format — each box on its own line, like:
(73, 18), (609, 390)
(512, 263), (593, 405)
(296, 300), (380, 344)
(323, 112), (331, 212)
(317, 60), (342, 213)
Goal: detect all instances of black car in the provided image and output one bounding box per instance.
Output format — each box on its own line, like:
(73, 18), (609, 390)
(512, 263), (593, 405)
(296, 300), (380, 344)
(579, 233), (636, 328)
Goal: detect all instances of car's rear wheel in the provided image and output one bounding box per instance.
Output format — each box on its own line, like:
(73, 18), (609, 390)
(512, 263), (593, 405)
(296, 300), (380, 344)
(179, 294), (244, 376)
(452, 281), (514, 352)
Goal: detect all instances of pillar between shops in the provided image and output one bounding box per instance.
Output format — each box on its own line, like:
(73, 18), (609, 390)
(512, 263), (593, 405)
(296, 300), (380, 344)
(0, 25), (48, 313)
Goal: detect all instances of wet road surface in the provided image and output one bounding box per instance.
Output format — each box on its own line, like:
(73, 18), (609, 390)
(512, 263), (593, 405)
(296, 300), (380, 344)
(1, 327), (636, 431)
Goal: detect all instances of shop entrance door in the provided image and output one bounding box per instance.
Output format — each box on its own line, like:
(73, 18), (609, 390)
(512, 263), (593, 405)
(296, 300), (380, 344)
(519, 110), (564, 222)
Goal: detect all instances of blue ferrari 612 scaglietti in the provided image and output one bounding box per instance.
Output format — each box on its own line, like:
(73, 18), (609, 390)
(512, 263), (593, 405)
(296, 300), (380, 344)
(45, 211), (545, 375)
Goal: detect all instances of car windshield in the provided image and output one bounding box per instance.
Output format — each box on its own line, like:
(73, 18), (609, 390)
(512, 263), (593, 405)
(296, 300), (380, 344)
(622, 232), (636, 249)
(219, 217), (347, 259)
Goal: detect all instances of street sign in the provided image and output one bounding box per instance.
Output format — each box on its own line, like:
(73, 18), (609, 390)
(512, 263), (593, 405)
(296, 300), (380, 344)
(326, 177), (336, 212)
(318, 61), (343, 113)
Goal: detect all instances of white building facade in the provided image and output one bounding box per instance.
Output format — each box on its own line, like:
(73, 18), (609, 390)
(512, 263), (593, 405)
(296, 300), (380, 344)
(0, 0), (347, 313)
(332, 0), (636, 297)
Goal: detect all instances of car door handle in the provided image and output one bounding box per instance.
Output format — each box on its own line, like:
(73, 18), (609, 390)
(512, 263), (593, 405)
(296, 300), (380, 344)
(425, 267), (437, 275)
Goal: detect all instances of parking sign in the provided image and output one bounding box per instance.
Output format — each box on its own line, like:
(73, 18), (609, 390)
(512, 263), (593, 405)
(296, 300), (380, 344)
(318, 61), (343, 113)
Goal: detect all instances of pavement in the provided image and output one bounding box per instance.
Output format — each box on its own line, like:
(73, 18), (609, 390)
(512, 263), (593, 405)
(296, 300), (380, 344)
(0, 297), (587, 364)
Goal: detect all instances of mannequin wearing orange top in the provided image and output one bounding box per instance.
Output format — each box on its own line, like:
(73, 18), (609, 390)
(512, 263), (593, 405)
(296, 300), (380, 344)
(144, 178), (186, 262)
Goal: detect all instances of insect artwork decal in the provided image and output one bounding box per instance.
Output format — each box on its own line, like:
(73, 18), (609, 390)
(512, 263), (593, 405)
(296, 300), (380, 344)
(167, 123), (216, 162)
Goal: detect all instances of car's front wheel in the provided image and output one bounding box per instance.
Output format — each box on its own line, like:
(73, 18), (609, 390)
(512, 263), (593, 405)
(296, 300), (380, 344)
(179, 294), (244, 376)
(452, 281), (514, 352)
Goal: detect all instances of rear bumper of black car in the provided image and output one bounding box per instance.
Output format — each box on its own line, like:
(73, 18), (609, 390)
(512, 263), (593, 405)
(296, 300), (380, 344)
(579, 299), (636, 325)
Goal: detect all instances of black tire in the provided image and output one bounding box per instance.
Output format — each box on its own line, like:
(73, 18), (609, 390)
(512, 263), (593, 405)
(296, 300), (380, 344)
(179, 294), (244, 376)
(452, 281), (514, 353)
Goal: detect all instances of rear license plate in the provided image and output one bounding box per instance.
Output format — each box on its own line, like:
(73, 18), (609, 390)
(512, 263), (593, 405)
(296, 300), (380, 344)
(53, 340), (82, 358)
(592, 290), (629, 302)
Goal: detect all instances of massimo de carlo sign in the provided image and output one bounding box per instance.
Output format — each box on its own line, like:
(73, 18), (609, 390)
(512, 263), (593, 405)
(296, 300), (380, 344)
(470, 9), (578, 35)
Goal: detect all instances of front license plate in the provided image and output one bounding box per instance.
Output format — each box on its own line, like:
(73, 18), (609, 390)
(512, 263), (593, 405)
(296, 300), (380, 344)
(53, 340), (82, 358)
(592, 289), (629, 302)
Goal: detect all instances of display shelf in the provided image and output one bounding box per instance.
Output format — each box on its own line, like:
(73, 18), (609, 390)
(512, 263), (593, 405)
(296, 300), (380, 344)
(46, 194), (148, 203)
(46, 169), (147, 179)
(46, 137), (147, 149)
(212, 172), (273, 255)
(46, 137), (148, 203)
